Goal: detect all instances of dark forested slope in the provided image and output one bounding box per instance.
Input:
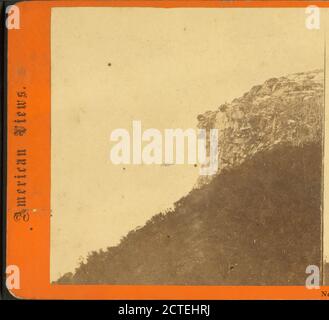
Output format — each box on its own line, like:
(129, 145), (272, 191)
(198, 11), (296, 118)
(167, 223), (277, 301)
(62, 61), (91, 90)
(57, 143), (322, 285)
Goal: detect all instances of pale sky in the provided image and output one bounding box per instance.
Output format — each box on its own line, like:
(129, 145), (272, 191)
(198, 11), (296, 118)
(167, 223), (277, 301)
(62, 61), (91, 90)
(51, 7), (326, 280)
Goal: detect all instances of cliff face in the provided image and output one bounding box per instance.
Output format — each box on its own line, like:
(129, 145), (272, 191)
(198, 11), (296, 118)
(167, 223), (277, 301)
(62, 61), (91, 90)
(197, 70), (323, 183)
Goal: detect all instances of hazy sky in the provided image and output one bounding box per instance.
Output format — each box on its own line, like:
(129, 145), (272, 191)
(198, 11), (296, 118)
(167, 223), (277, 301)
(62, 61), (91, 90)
(51, 7), (326, 280)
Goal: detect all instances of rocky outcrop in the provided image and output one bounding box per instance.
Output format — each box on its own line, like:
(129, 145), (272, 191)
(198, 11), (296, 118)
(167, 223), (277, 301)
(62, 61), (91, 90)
(197, 70), (323, 184)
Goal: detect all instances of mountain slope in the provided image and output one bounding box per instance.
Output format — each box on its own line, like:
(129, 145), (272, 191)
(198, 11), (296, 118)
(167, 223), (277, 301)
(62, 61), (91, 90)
(57, 142), (322, 285)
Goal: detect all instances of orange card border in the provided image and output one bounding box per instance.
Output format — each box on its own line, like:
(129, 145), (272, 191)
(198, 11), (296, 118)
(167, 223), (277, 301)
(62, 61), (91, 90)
(5, 0), (329, 300)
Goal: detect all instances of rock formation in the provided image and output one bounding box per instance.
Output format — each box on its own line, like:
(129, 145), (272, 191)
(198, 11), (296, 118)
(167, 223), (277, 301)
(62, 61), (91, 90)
(197, 70), (323, 185)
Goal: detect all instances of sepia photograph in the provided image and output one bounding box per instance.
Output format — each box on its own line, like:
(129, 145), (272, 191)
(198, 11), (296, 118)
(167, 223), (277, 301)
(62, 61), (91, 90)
(49, 7), (327, 286)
